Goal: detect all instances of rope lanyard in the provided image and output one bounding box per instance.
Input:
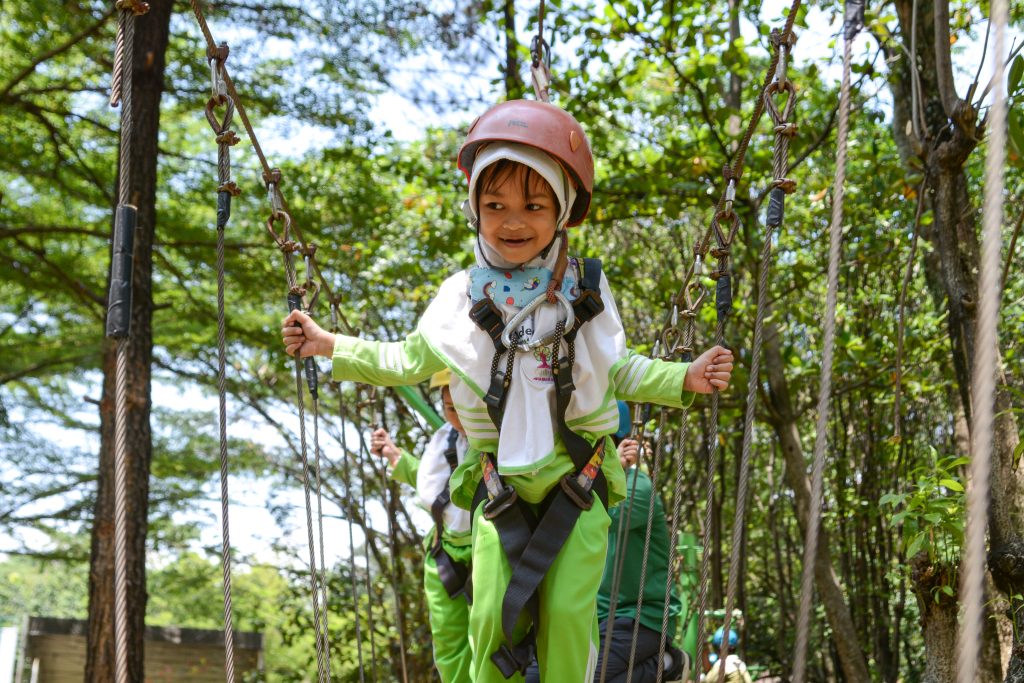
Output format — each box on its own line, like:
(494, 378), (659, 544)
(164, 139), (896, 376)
(956, 0), (1006, 678)
(790, 2), (860, 678)
(107, 2), (148, 680)
(204, 43), (242, 683)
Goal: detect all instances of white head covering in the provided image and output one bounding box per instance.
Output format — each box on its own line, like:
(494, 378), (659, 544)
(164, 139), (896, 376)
(463, 142), (578, 234)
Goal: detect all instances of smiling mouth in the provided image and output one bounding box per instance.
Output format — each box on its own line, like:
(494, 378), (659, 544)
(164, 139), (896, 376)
(501, 237), (532, 246)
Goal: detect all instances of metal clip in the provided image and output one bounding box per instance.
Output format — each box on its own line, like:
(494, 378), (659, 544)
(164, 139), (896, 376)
(724, 178), (737, 213)
(500, 290), (575, 352)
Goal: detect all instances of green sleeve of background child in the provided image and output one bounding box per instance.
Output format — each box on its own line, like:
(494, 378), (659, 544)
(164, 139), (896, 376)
(332, 329), (447, 385)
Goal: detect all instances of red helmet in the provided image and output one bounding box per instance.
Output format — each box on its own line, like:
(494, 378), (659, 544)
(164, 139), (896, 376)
(458, 100), (594, 227)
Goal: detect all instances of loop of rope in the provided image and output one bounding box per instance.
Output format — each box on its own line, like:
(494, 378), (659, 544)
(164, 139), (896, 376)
(956, 0), (1006, 679)
(660, 0), (803, 345)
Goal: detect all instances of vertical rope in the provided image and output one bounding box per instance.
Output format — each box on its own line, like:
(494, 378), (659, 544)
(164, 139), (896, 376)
(624, 410), (670, 682)
(359, 429), (380, 682)
(111, 6), (137, 682)
(598, 421), (650, 683)
(791, 29), (854, 683)
(694, 315), (727, 675)
(294, 359), (331, 683)
(338, 393), (367, 681)
(215, 162), (237, 683)
(956, 0), (1006, 678)
(714, 225), (775, 682)
(113, 339), (130, 683)
(311, 399), (333, 678)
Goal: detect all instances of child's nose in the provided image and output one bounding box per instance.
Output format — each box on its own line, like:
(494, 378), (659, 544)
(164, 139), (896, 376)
(503, 212), (526, 229)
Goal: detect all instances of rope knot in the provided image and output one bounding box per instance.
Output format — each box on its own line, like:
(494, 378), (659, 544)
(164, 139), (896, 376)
(216, 130), (240, 146)
(115, 0), (150, 15)
(774, 178), (798, 194)
(217, 181), (241, 196)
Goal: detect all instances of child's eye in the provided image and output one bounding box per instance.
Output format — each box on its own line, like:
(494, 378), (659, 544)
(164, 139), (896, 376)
(485, 202), (504, 211)
(526, 203), (546, 211)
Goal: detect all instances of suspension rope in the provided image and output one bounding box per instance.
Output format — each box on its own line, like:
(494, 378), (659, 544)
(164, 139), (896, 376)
(530, 0), (551, 101)
(597, 405), (654, 683)
(711, 26), (798, 683)
(956, 0), (1007, 677)
(624, 409), (671, 682)
(333, 335), (367, 682)
(791, 5), (859, 678)
(204, 43), (242, 683)
(107, 2), (148, 681)
(355, 393), (382, 682)
(659, 0), (803, 344)
(371, 396), (411, 683)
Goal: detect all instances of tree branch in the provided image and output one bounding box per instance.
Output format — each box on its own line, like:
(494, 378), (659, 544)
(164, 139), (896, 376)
(0, 7), (115, 101)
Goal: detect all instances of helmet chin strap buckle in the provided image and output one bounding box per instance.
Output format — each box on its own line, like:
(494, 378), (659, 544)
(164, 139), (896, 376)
(461, 198), (479, 228)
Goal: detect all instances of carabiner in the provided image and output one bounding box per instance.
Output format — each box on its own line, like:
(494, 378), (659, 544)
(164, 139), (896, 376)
(500, 290), (575, 352)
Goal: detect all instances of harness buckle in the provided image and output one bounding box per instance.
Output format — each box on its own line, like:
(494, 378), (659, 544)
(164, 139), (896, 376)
(491, 642), (533, 678)
(484, 372), (508, 410)
(555, 357), (575, 398)
(559, 472), (594, 511)
(483, 484), (519, 520)
(469, 298), (506, 351)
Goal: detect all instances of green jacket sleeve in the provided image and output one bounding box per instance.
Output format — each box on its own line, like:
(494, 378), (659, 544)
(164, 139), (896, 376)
(390, 450), (420, 487)
(332, 328), (447, 386)
(613, 349), (696, 409)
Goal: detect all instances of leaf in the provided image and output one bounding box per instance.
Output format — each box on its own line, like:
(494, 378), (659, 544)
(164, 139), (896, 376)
(1010, 109), (1024, 161)
(1009, 55), (1024, 96)
(907, 532), (926, 558)
(939, 478), (964, 492)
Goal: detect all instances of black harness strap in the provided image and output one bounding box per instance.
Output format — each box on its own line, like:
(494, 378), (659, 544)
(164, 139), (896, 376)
(429, 428), (472, 601)
(468, 258), (610, 678)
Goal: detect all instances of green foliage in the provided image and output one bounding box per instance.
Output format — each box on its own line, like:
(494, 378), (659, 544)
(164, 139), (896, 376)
(880, 452), (967, 568)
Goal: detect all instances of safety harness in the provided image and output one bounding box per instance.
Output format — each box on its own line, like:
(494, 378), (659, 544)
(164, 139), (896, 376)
(429, 428), (472, 602)
(468, 257), (608, 677)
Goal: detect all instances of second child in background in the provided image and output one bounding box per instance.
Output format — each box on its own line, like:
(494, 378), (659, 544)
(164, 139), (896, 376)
(370, 369), (473, 683)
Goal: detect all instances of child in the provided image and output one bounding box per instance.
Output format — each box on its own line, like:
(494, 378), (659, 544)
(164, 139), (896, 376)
(370, 369), (472, 683)
(700, 629), (751, 683)
(281, 99), (734, 682)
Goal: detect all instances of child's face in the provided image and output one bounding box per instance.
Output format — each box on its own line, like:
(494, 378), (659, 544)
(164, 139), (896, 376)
(477, 163), (558, 265)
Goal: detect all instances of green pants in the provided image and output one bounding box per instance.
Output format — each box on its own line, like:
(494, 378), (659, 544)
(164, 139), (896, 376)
(468, 497), (611, 682)
(424, 539), (473, 683)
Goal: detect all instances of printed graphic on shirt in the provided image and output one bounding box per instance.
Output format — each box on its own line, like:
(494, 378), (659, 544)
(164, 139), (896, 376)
(524, 346), (554, 385)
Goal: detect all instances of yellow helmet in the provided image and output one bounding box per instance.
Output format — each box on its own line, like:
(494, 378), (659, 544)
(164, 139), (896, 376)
(429, 368), (452, 390)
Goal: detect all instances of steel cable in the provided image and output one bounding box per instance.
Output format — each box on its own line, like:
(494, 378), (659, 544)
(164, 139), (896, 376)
(791, 26), (854, 683)
(956, 0), (1006, 679)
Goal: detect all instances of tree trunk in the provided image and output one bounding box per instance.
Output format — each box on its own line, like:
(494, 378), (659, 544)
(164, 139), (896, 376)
(911, 554), (959, 683)
(85, 3), (171, 681)
(502, 0), (525, 99)
(886, 0), (1024, 677)
(763, 326), (871, 682)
